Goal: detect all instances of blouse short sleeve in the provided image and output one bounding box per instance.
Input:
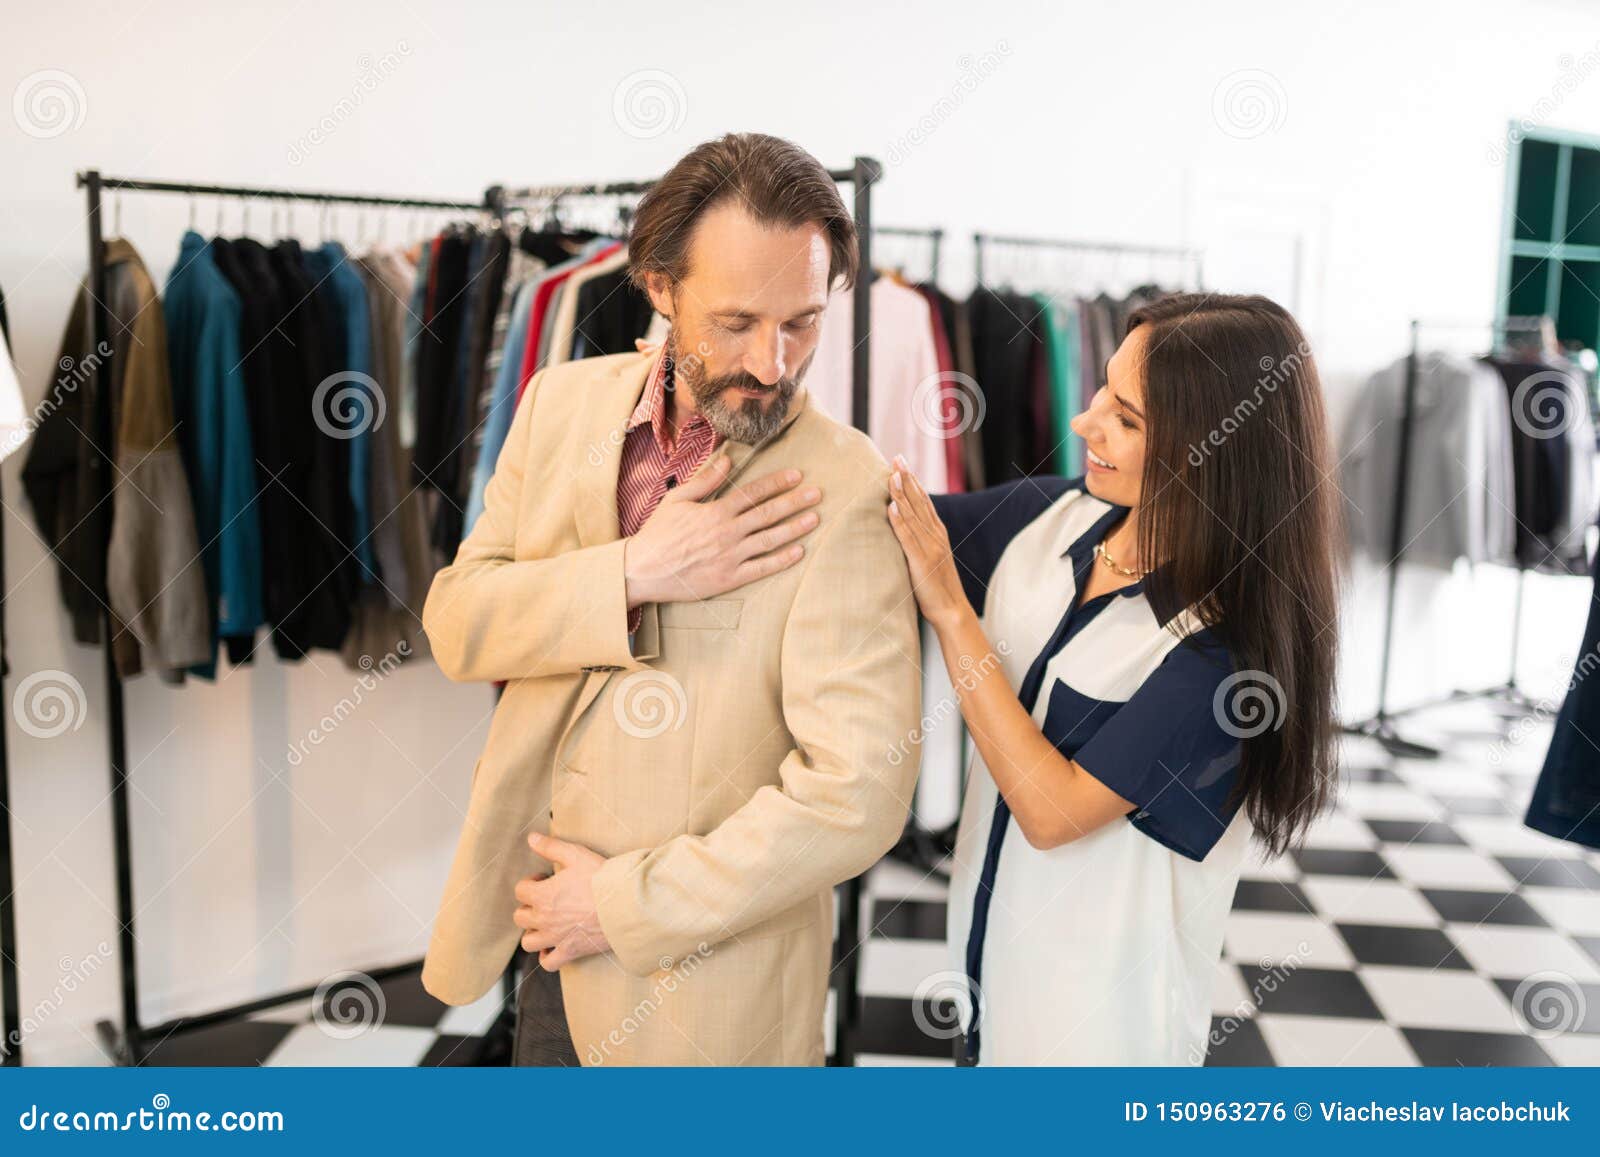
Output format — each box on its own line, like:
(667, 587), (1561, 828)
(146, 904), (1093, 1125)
(1070, 629), (1244, 861)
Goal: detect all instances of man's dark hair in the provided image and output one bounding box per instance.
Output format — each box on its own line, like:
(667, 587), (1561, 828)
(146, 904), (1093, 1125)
(627, 132), (859, 295)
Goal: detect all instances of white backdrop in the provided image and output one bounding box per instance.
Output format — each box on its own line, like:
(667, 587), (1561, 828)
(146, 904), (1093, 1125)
(1, 0), (1597, 1063)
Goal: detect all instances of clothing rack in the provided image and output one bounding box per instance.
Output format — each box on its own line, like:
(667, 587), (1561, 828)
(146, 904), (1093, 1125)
(0, 471), (18, 1065)
(489, 158), (882, 435)
(1342, 316), (1548, 760)
(73, 158), (884, 1066)
(874, 225), (944, 284)
(973, 231), (1205, 291)
(75, 169), (490, 1065)
(492, 157), (882, 1067)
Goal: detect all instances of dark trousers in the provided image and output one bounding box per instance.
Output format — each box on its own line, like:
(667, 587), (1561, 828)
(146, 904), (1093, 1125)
(512, 955), (581, 1067)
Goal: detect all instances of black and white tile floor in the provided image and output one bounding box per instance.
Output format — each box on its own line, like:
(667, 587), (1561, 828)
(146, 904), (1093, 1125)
(127, 701), (1600, 1067)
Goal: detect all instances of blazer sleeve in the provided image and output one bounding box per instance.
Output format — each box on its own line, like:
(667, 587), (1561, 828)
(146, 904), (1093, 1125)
(590, 469), (923, 974)
(421, 366), (654, 682)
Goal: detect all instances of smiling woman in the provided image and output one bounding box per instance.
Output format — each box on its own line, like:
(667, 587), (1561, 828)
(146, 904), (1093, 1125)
(887, 291), (1341, 1067)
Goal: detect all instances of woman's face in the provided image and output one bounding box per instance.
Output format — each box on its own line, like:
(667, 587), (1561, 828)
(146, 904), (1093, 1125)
(1069, 324), (1148, 508)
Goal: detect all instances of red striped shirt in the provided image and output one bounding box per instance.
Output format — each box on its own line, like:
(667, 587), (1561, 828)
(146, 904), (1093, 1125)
(620, 347), (723, 630)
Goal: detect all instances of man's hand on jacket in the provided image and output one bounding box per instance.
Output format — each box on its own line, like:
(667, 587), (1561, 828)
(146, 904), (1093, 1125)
(514, 832), (613, 969)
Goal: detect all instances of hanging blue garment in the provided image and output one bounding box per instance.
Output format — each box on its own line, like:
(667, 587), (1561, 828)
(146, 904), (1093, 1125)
(165, 230), (264, 676)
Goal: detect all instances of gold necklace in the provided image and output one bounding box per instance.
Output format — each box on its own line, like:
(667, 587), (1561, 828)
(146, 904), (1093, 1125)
(1093, 540), (1148, 578)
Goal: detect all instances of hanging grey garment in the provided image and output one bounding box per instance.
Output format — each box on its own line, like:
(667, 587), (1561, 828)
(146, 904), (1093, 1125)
(1341, 351), (1517, 569)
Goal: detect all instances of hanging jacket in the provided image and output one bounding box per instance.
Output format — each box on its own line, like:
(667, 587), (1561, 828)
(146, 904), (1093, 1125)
(1037, 293), (1081, 475)
(267, 239), (351, 654)
(343, 246), (433, 670)
(808, 274), (947, 491)
(22, 238), (211, 678)
(967, 287), (1043, 485)
(166, 231), (265, 676)
(302, 242), (378, 584)
(1340, 352), (1518, 569)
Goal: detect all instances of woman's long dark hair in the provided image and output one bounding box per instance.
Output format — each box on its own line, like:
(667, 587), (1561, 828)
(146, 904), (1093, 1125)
(1125, 293), (1341, 857)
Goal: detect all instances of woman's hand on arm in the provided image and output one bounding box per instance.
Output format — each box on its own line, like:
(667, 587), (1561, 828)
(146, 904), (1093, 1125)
(885, 455), (972, 630)
(886, 459), (1136, 850)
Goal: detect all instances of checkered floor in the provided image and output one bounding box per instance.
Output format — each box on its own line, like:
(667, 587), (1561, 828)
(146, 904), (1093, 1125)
(124, 699), (1600, 1067)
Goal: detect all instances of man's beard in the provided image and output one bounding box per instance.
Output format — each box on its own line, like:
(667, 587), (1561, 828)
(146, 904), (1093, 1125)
(667, 331), (807, 444)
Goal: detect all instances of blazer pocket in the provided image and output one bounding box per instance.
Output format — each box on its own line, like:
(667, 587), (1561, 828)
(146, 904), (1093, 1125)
(658, 598), (743, 631)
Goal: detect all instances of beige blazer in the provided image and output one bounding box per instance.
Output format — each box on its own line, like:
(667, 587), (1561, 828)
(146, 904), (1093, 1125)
(420, 347), (922, 1065)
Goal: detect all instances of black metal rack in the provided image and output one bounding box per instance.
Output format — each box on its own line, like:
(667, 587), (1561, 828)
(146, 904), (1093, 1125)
(71, 157), (884, 1067)
(974, 231), (1205, 291)
(1342, 316), (1550, 760)
(0, 357), (18, 1064)
(75, 169), (490, 1065)
(855, 225), (956, 882)
(874, 225), (944, 284)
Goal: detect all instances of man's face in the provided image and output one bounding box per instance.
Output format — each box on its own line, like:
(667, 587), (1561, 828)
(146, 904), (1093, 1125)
(645, 201), (831, 443)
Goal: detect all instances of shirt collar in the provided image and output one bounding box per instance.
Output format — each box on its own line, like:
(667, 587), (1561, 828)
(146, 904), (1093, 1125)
(626, 343), (719, 456)
(1062, 499), (1182, 628)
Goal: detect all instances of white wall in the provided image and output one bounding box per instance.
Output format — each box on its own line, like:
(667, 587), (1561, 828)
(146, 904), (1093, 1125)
(2, 0), (1598, 1063)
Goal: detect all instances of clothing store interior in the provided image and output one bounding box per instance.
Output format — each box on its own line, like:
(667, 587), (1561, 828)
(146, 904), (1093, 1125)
(2, 1), (1600, 1070)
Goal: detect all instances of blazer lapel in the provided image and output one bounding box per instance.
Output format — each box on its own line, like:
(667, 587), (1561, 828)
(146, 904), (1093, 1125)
(573, 350), (656, 548)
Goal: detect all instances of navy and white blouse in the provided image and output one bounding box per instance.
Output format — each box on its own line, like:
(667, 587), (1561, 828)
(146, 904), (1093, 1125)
(933, 476), (1253, 1065)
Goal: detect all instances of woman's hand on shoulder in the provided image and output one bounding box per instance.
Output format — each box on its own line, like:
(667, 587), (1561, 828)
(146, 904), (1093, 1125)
(886, 455), (971, 630)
